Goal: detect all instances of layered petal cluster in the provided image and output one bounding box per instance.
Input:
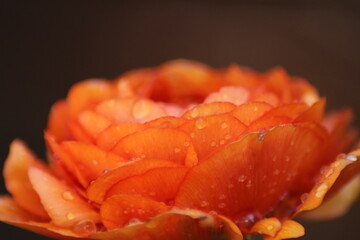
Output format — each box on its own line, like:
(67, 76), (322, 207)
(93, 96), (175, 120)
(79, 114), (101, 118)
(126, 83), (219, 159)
(1, 60), (360, 240)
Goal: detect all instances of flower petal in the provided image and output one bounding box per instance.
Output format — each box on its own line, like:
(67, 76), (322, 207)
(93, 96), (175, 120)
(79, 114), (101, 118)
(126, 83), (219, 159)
(0, 196), (82, 240)
(106, 167), (188, 202)
(67, 79), (116, 117)
(250, 217), (281, 237)
(175, 123), (325, 232)
(48, 100), (72, 141)
(204, 86), (249, 106)
(231, 102), (272, 126)
(78, 110), (111, 138)
(101, 194), (170, 229)
(87, 159), (182, 203)
(3, 140), (49, 218)
(263, 220), (304, 240)
(112, 128), (198, 166)
(179, 114), (246, 160)
(95, 123), (145, 151)
(182, 102), (236, 120)
(28, 167), (100, 228)
(293, 98), (325, 123)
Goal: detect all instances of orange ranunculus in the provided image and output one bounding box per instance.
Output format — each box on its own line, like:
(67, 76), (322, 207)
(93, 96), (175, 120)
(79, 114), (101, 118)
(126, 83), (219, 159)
(1, 59), (360, 240)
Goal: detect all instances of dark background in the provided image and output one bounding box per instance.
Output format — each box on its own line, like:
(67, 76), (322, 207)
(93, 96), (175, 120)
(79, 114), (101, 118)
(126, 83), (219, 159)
(1, 0), (360, 239)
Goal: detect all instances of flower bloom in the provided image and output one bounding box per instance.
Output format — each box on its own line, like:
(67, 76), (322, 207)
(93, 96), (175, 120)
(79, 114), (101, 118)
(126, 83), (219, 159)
(1, 60), (360, 240)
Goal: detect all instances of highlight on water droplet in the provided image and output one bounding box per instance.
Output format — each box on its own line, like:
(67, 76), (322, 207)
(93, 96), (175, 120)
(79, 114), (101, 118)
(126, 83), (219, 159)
(190, 108), (199, 118)
(62, 191), (74, 201)
(221, 122), (228, 129)
(238, 175), (246, 183)
(315, 183), (328, 198)
(183, 141), (190, 147)
(66, 212), (75, 220)
(346, 154), (357, 162)
(174, 147), (181, 153)
(195, 118), (207, 129)
(73, 220), (97, 236)
(200, 200), (209, 207)
(218, 203), (226, 209)
(128, 218), (141, 225)
(219, 194), (227, 200)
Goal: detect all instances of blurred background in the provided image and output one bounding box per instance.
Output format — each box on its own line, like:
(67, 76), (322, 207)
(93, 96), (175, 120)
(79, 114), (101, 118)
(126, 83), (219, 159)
(1, 0), (359, 239)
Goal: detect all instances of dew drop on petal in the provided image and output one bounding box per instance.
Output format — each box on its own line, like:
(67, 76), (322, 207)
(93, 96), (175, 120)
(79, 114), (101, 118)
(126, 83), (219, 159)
(219, 194), (227, 200)
(221, 122), (228, 129)
(315, 183), (328, 198)
(103, 168), (110, 174)
(300, 193), (309, 203)
(273, 169), (280, 175)
(183, 141), (190, 147)
(92, 160), (98, 165)
(62, 191), (74, 201)
(200, 201), (209, 207)
(220, 140), (225, 145)
(210, 141), (217, 147)
(246, 180), (252, 188)
(209, 210), (218, 216)
(128, 218), (141, 225)
(174, 147), (181, 153)
(195, 118), (207, 129)
(238, 175), (246, 183)
(325, 168), (334, 178)
(73, 220), (97, 236)
(190, 108), (199, 118)
(66, 212), (75, 220)
(267, 225), (274, 231)
(190, 132), (196, 138)
(224, 134), (231, 140)
(228, 183), (234, 189)
(218, 203), (226, 209)
(346, 154), (357, 162)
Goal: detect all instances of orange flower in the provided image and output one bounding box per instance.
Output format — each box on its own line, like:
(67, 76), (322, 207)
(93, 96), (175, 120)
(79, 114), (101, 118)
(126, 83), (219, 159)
(1, 59), (360, 240)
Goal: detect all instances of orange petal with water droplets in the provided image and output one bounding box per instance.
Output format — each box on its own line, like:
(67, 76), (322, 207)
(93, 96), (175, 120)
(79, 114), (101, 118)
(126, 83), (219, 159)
(87, 159), (182, 203)
(250, 218), (281, 237)
(175, 124), (325, 232)
(295, 151), (359, 214)
(3, 140), (49, 218)
(231, 102), (272, 126)
(95, 123), (146, 151)
(112, 128), (198, 166)
(252, 92), (280, 107)
(67, 79), (116, 117)
(28, 167), (100, 228)
(293, 98), (325, 123)
(179, 114), (246, 160)
(45, 133), (89, 187)
(0, 196), (83, 240)
(182, 102), (236, 120)
(101, 194), (170, 229)
(61, 141), (126, 183)
(47, 100), (72, 141)
(95, 98), (137, 123)
(106, 167), (188, 202)
(78, 110), (111, 138)
(68, 121), (93, 144)
(263, 220), (304, 240)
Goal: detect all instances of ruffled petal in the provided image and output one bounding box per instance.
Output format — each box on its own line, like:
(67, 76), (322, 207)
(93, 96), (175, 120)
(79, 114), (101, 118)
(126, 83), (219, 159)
(182, 102), (236, 120)
(28, 167), (100, 228)
(3, 140), (49, 218)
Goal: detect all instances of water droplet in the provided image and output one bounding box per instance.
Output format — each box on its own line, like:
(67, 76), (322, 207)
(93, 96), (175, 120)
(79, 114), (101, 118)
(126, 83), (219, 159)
(183, 141), (190, 147)
(258, 129), (267, 141)
(224, 134), (231, 140)
(220, 140), (225, 145)
(73, 220), (97, 236)
(128, 218), (141, 225)
(290, 140), (295, 146)
(300, 193), (309, 203)
(66, 212), (75, 220)
(210, 141), (217, 147)
(228, 183), (234, 189)
(325, 168), (334, 178)
(174, 147), (181, 153)
(273, 169), (280, 175)
(246, 180), (252, 188)
(221, 122), (228, 129)
(209, 210), (218, 216)
(272, 156), (277, 162)
(195, 118), (206, 129)
(253, 106), (258, 112)
(267, 225), (274, 231)
(137, 209), (145, 215)
(285, 156), (290, 162)
(200, 201), (209, 207)
(103, 169), (110, 174)
(218, 203), (226, 209)
(238, 175), (246, 183)
(140, 154), (146, 159)
(219, 194), (226, 200)
(92, 160), (98, 165)
(190, 108), (199, 118)
(62, 191), (74, 201)
(123, 209), (129, 214)
(190, 132), (196, 138)
(128, 156), (139, 161)
(315, 183), (328, 198)
(133, 99), (151, 120)
(346, 154), (357, 162)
